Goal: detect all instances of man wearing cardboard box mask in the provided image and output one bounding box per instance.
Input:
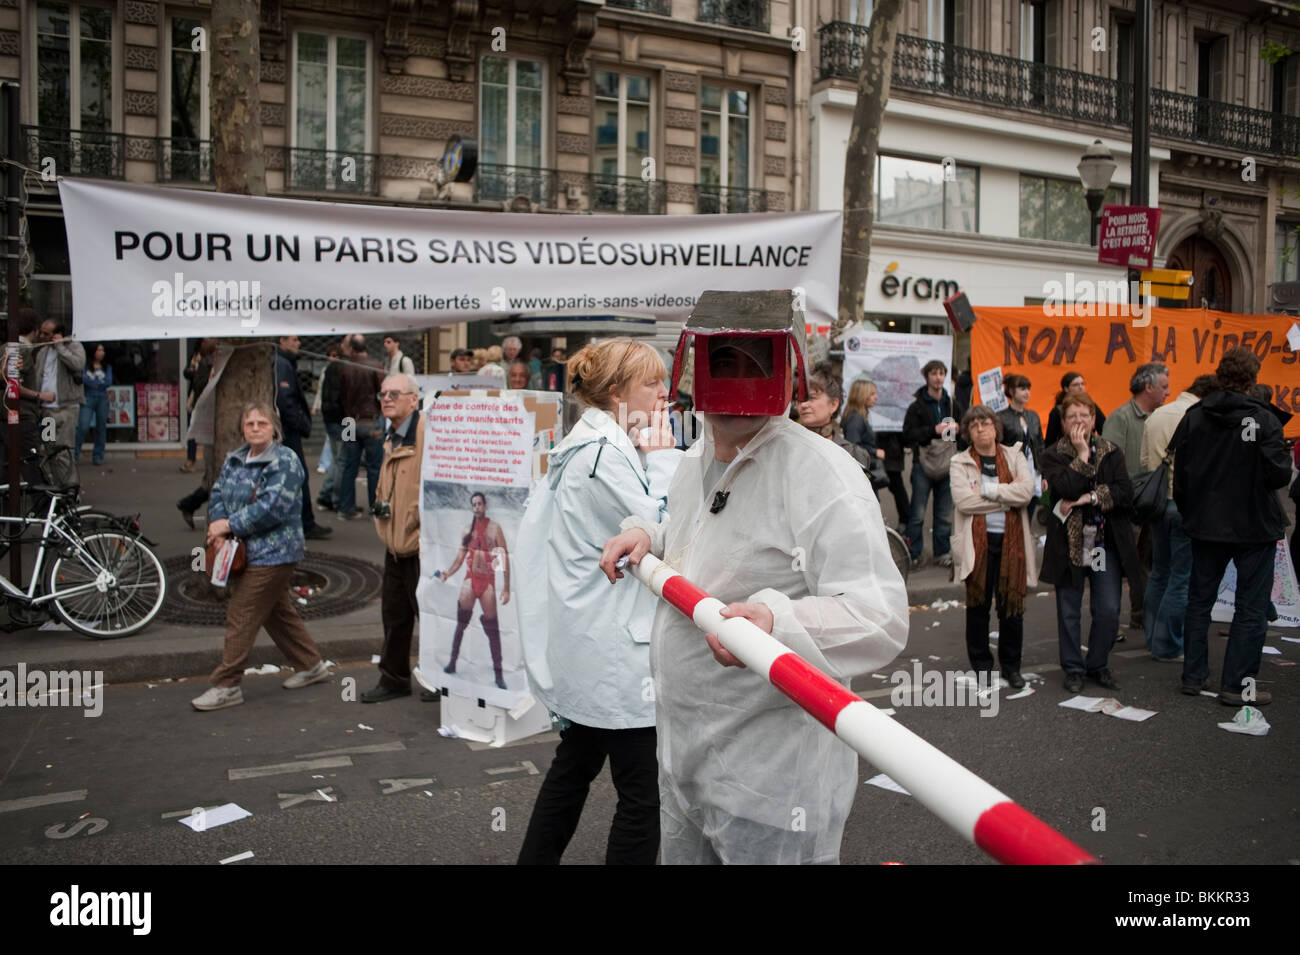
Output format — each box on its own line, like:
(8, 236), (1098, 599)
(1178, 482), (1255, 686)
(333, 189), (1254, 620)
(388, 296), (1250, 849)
(600, 290), (908, 864)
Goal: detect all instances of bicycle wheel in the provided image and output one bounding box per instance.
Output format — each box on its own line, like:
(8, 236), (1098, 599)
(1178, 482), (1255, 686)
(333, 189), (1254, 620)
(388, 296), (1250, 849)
(44, 531), (166, 638)
(886, 527), (910, 583)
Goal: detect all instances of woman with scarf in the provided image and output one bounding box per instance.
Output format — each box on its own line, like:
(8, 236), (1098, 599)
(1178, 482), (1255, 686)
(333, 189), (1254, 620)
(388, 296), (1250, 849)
(1040, 392), (1139, 693)
(950, 406), (1038, 690)
(796, 362), (877, 473)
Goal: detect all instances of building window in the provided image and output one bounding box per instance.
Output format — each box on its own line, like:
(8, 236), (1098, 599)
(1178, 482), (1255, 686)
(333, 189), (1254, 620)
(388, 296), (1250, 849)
(700, 83), (751, 191)
(481, 55), (545, 169)
(593, 69), (653, 211)
(292, 32), (372, 190)
(166, 16), (209, 182)
(1276, 221), (1300, 283)
(1019, 174), (1123, 245)
(35, 1), (113, 132)
(876, 155), (977, 232)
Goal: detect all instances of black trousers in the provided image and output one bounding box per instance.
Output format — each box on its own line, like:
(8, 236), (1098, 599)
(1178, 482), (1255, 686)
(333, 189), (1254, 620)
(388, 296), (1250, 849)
(964, 533), (1025, 673)
(379, 551), (419, 690)
(1128, 521), (1152, 626)
(884, 468), (909, 525)
(281, 430), (318, 531)
(517, 722), (659, 865)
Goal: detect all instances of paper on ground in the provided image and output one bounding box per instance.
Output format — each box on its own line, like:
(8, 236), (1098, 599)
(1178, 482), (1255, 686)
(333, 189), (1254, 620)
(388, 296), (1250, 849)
(1059, 695), (1156, 721)
(219, 850), (254, 864)
(1218, 705), (1270, 736)
(1261, 646), (1282, 655)
(865, 773), (910, 795)
(179, 803), (251, 831)
(1006, 687), (1034, 700)
(1281, 636), (1300, 644)
(244, 663), (280, 675)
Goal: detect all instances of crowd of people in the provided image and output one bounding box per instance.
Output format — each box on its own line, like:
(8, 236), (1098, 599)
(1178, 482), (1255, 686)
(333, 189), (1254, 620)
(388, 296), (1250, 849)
(838, 348), (1297, 705)
(25, 299), (1289, 865)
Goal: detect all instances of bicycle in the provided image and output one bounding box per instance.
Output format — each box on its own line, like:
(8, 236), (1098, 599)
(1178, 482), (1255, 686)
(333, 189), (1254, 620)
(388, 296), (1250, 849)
(0, 477), (165, 639)
(884, 525), (910, 584)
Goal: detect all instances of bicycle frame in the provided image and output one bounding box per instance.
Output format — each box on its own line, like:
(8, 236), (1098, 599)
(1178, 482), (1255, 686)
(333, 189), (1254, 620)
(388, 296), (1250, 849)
(0, 492), (119, 605)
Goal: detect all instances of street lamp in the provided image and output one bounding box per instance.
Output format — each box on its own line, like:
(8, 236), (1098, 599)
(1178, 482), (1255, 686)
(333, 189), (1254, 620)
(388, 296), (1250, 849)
(1077, 139), (1117, 247)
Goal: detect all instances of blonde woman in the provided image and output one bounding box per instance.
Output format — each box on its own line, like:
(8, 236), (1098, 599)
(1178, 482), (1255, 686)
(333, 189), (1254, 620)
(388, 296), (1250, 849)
(515, 339), (683, 864)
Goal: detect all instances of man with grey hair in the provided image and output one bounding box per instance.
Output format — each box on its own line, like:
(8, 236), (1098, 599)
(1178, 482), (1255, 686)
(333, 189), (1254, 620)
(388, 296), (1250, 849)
(1103, 361), (1170, 631)
(502, 336), (523, 364)
(362, 373), (434, 703)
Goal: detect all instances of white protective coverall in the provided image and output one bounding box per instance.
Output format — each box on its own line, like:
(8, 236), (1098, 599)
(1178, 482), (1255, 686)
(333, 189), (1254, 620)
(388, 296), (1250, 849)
(622, 414), (909, 863)
(517, 407), (681, 728)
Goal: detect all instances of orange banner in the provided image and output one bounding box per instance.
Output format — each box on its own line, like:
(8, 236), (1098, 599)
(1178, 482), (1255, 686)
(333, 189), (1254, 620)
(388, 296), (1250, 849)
(971, 306), (1300, 439)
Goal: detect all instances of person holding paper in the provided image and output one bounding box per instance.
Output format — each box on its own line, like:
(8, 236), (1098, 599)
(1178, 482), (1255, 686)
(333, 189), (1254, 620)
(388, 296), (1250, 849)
(1040, 393), (1139, 694)
(515, 339), (683, 865)
(950, 406), (1038, 689)
(191, 401), (331, 711)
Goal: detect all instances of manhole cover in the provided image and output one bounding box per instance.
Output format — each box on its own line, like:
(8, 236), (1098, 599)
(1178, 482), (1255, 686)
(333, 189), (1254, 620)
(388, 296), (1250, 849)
(159, 550), (383, 626)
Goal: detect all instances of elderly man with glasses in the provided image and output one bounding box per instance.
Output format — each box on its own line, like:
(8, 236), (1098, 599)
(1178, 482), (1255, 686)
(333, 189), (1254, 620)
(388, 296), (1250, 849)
(362, 374), (437, 703)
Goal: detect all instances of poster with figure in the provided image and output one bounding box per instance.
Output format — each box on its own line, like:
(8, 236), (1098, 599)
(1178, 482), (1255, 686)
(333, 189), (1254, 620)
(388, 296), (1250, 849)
(107, 385), (134, 429)
(417, 395), (536, 708)
(840, 326), (954, 432)
(1210, 541), (1300, 628)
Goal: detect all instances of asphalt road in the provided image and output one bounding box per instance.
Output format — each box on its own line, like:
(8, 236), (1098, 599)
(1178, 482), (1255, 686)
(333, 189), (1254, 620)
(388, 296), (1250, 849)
(2, 595), (1295, 867)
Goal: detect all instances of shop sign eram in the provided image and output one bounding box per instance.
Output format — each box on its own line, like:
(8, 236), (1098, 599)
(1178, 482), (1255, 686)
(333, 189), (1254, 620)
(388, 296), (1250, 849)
(880, 273), (960, 301)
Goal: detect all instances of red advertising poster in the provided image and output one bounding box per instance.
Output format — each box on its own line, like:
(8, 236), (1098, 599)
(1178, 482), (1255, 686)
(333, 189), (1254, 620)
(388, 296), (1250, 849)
(135, 383), (180, 442)
(1097, 205), (1162, 269)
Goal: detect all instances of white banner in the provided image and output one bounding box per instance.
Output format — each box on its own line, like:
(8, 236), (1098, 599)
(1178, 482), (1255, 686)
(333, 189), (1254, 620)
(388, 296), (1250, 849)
(58, 179), (842, 340)
(1211, 540), (1300, 629)
(417, 395), (537, 708)
(840, 325), (954, 432)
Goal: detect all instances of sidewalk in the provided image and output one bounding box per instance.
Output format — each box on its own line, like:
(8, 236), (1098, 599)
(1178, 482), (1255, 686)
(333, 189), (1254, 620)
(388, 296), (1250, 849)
(0, 447), (1000, 685)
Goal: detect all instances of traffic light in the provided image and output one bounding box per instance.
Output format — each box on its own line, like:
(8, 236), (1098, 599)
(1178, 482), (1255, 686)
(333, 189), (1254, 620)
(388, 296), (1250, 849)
(1139, 269), (1194, 301)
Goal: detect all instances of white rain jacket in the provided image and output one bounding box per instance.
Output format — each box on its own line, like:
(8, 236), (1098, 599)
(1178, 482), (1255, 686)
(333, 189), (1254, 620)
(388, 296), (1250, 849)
(623, 414), (909, 864)
(517, 407), (682, 729)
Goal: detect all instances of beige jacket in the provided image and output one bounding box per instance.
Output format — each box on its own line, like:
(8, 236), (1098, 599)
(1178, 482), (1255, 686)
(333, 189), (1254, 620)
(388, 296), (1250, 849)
(949, 444), (1040, 588)
(1140, 390), (1200, 497)
(373, 412), (425, 557)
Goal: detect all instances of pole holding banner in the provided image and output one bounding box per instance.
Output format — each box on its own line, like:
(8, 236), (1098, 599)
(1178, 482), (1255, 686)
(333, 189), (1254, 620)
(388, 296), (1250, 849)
(623, 552), (1097, 865)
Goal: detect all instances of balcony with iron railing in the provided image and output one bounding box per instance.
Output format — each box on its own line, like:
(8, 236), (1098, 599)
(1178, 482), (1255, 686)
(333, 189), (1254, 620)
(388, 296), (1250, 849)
(817, 22), (1300, 158)
(279, 146), (381, 195)
(157, 137), (212, 184)
(606, 0), (672, 14)
(23, 126), (125, 179)
(693, 182), (771, 213)
(698, 0), (769, 33)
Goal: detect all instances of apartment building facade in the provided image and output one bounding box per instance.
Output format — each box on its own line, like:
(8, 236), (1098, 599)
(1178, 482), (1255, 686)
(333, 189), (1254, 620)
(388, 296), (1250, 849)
(1, 0), (804, 448)
(811, 0), (1300, 367)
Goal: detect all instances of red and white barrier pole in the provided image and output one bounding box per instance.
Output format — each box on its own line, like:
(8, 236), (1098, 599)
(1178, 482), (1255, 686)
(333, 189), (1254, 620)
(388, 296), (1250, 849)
(627, 553), (1096, 866)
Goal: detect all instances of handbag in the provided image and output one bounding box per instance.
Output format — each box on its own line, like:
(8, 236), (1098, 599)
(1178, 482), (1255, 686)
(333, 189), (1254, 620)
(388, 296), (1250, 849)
(204, 472), (261, 578)
(919, 438), (956, 481)
(867, 456), (890, 490)
(1131, 432), (1183, 524)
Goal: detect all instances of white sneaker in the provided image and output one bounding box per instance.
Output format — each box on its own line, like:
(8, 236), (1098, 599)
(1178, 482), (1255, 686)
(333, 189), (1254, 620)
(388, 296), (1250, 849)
(282, 659), (332, 689)
(192, 685), (244, 711)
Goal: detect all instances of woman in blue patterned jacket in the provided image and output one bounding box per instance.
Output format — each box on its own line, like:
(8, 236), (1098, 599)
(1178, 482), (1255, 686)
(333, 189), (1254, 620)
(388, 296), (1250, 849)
(191, 401), (332, 711)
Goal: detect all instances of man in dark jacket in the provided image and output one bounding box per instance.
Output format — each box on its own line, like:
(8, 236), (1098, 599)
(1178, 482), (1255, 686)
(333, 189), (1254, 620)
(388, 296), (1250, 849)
(315, 338), (347, 511)
(1172, 347), (1292, 706)
(901, 360), (963, 566)
(337, 334), (386, 520)
(276, 337), (331, 540)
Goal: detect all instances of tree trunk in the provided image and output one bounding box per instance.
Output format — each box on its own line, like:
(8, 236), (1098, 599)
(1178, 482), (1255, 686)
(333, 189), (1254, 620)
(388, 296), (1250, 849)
(205, 0), (271, 494)
(836, 0), (903, 338)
